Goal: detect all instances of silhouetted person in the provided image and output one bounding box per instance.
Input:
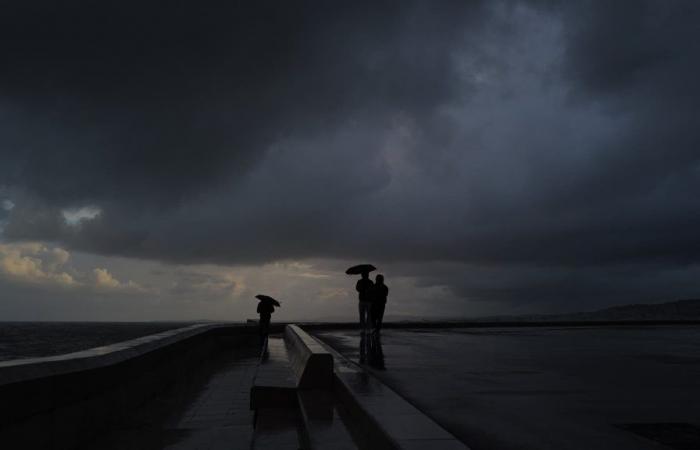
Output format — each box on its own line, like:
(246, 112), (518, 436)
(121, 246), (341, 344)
(356, 271), (374, 333)
(371, 274), (388, 333)
(257, 301), (274, 346)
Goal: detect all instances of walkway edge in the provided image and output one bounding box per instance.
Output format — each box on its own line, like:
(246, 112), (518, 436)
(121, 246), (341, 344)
(304, 328), (470, 450)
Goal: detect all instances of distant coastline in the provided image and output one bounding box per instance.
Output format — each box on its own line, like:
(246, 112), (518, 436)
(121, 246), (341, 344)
(475, 298), (700, 322)
(2, 299), (698, 362)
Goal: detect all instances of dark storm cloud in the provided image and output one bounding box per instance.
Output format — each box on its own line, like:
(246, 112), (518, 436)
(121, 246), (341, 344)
(0, 0), (482, 207)
(2, 0), (700, 306)
(408, 261), (700, 312)
(0, 0), (492, 252)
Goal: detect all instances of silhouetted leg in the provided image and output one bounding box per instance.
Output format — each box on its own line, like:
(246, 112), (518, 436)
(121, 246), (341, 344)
(359, 301), (372, 333)
(374, 303), (385, 331)
(370, 304), (379, 332)
(366, 303), (373, 333)
(259, 314), (270, 346)
(358, 302), (365, 331)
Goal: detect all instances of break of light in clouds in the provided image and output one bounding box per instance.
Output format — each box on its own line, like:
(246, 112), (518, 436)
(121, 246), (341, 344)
(62, 206), (101, 226)
(1, 1), (699, 320)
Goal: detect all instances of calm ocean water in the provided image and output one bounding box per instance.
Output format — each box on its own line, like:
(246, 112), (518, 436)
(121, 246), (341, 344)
(0, 322), (195, 362)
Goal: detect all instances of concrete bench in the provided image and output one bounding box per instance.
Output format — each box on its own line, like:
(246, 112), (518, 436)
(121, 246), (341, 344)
(251, 327), (359, 447)
(297, 389), (358, 449)
(250, 325), (334, 412)
(285, 324), (334, 389)
(249, 337), (298, 410)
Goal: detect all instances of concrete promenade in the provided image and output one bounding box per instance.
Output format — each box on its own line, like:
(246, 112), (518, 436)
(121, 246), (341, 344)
(92, 345), (259, 450)
(5, 322), (699, 449)
(1, 322), (466, 449)
(314, 326), (700, 450)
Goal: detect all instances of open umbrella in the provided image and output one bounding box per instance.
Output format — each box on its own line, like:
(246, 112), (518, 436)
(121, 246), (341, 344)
(255, 294), (281, 307)
(345, 264), (377, 275)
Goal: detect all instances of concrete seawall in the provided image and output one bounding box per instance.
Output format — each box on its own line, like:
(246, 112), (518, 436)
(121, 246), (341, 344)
(0, 323), (258, 450)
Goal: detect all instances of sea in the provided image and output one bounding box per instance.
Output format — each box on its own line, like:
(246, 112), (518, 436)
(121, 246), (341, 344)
(0, 322), (195, 362)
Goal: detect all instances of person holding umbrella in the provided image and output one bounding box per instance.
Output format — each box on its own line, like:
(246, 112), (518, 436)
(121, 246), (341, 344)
(255, 294), (280, 346)
(346, 264), (376, 333)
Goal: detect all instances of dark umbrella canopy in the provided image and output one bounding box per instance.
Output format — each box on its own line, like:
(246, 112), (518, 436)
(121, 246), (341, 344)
(255, 294), (281, 307)
(345, 264), (377, 275)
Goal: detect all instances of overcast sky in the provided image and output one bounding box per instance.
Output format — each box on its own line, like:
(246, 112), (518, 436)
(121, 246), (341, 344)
(1, 1), (699, 321)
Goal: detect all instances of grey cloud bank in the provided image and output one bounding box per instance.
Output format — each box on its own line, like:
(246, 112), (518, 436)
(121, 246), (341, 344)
(1, 1), (699, 315)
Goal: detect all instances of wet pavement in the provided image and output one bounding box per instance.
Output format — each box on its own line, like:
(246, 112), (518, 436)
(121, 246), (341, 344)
(314, 326), (700, 450)
(89, 345), (259, 450)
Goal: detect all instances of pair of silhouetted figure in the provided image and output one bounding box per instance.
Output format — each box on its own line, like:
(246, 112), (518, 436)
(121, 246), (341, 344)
(355, 272), (389, 333)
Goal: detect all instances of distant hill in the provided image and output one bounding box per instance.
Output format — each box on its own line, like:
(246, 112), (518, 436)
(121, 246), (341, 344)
(464, 299), (700, 323)
(560, 299), (700, 321)
(300, 299), (700, 325)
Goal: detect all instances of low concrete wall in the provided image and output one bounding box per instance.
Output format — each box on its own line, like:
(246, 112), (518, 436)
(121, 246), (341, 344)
(0, 323), (257, 450)
(285, 324), (333, 389)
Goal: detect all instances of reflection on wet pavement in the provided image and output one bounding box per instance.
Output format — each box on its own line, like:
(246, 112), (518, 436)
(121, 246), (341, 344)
(315, 326), (700, 450)
(359, 332), (385, 370)
(90, 347), (258, 450)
